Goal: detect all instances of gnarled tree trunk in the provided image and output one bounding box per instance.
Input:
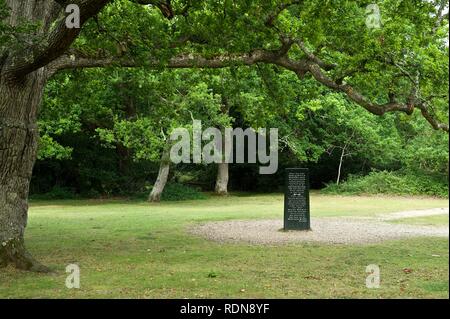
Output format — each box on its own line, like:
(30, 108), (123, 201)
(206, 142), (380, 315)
(148, 145), (171, 202)
(0, 0), (109, 271)
(215, 163), (229, 195)
(0, 70), (49, 272)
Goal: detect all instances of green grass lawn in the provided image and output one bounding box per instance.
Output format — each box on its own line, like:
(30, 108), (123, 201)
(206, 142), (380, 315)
(389, 214), (449, 226)
(0, 193), (448, 298)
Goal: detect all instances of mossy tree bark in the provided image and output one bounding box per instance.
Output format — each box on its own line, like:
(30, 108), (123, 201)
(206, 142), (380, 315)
(0, 0), (110, 271)
(0, 70), (49, 272)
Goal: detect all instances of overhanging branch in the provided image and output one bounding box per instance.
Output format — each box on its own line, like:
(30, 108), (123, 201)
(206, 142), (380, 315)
(131, 0), (175, 19)
(46, 41), (307, 76)
(265, 1), (303, 27)
(4, 0), (111, 78)
(47, 37), (448, 133)
(306, 62), (448, 132)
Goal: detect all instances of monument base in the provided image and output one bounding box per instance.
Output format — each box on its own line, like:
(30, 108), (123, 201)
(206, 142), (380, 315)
(282, 227), (312, 231)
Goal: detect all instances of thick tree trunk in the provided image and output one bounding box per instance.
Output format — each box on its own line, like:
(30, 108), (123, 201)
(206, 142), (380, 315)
(0, 0), (109, 272)
(0, 70), (49, 272)
(215, 163), (229, 195)
(148, 146), (171, 202)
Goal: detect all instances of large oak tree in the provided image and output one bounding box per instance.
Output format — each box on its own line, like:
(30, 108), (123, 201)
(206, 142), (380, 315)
(0, 0), (448, 271)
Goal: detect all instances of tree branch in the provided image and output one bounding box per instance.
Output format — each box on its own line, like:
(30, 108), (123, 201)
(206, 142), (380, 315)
(47, 42), (308, 76)
(306, 62), (448, 132)
(265, 1), (303, 27)
(4, 0), (111, 78)
(416, 100), (449, 132)
(432, 0), (449, 33)
(131, 0), (175, 19)
(295, 39), (336, 71)
(47, 37), (448, 133)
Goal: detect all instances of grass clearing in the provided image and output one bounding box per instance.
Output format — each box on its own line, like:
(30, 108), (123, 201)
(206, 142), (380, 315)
(389, 214), (449, 226)
(0, 193), (448, 298)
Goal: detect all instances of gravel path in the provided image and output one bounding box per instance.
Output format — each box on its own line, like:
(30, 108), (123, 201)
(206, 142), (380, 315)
(188, 208), (449, 245)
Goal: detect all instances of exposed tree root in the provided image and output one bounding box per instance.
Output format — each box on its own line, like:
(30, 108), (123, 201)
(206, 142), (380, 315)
(0, 239), (50, 273)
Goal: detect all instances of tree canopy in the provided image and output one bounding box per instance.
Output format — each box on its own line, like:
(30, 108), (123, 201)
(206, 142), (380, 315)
(2, 0), (447, 131)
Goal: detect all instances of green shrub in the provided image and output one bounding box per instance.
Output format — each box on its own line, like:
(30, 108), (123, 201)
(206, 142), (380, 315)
(160, 183), (209, 201)
(323, 170), (448, 198)
(30, 186), (77, 200)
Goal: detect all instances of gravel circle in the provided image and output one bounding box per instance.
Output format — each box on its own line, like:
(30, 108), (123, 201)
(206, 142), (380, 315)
(188, 217), (449, 245)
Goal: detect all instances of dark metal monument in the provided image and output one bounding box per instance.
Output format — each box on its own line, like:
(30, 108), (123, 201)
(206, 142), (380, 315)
(284, 168), (311, 230)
